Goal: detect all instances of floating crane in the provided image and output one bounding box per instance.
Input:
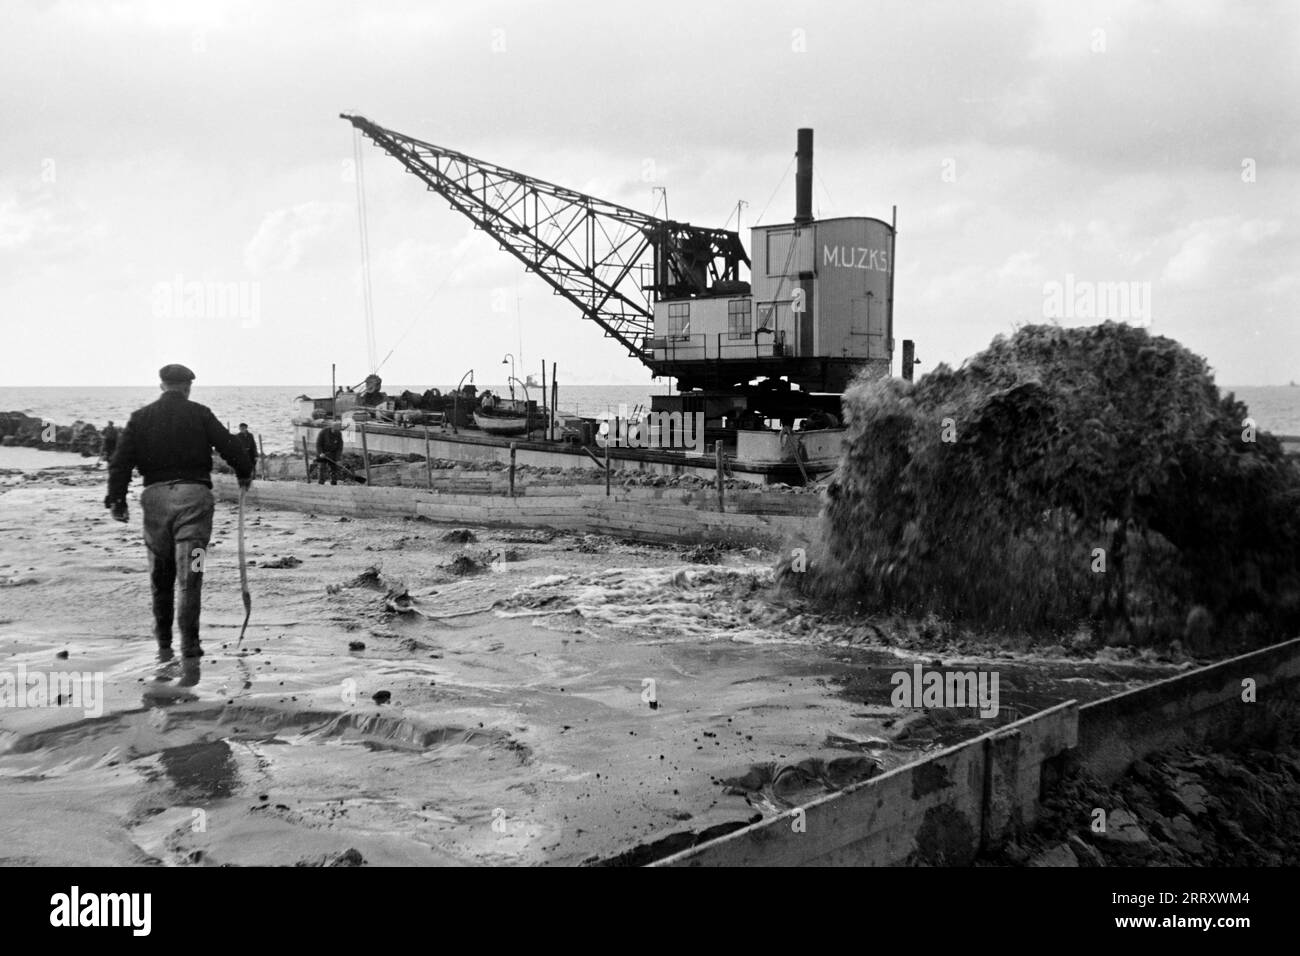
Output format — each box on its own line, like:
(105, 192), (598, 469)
(342, 115), (896, 425)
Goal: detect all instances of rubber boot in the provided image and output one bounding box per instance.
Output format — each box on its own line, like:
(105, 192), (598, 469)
(148, 546), (176, 650)
(178, 656), (201, 688)
(176, 540), (205, 658)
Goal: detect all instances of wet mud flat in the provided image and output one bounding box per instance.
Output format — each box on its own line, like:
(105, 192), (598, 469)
(0, 468), (1189, 866)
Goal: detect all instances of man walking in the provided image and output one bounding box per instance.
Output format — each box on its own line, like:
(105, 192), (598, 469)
(105, 364), (253, 659)
(101, 420), (119, 466)
(236, 423), (259, 475)
(315, 421), (344, 485)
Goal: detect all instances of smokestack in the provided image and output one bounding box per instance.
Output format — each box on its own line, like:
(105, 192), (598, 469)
(795, 128), (813, 226)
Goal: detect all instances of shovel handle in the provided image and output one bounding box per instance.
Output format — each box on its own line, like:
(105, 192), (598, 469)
(236, 486), (250, 645)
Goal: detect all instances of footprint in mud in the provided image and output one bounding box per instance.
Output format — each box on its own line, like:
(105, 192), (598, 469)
(720, 755), (881, 809)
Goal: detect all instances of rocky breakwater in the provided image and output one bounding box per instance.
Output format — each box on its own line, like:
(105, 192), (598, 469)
(0, 411), (105, 457)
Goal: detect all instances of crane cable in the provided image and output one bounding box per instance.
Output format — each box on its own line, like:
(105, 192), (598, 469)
(751, 153), (796, 227)
(763, 190), (807, 329)
(353, 129), (378, 373)
(815, 165), (835, 219)
(732, 149), (807, 349)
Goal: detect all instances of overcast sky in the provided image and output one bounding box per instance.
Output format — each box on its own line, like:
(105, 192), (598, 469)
(1, 0), (1296, 388)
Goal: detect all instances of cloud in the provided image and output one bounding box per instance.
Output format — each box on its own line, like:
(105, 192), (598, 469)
(996, 250), (1039, 281)
(0, 187), (106, 278)
(243, 201), (349, 275)
(1161, 216), (1284, 285)
(0, 192), (52, 251)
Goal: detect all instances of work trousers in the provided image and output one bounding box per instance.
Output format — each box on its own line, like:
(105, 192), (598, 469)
(141, 481), (215, 653)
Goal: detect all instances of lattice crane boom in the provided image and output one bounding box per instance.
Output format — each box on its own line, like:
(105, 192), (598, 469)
(342, 114), (749, 365)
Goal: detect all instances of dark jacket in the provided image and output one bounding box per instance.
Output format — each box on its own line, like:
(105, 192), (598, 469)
(316, 428), (344, 458)
(108, 391), (251, 501)
(101, 424), (119, 449)
(237, 431), (258, 463)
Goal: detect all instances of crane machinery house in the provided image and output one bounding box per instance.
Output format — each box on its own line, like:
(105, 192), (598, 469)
(646, 129), (896, 434)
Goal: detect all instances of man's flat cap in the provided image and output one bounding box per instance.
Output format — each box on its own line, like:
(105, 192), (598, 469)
(159, 363), (196, 384)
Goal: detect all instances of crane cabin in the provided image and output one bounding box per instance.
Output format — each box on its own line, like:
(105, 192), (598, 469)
(646, 129), (896, 427)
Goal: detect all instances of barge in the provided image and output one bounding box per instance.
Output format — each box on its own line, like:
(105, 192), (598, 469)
(291, 403), (846, 486)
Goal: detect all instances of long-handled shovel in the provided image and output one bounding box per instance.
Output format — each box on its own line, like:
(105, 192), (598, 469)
(313, 454), (367, 484)
(236, 486), (251, 648)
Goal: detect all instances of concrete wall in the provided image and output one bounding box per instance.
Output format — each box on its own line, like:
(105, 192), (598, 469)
(1076, 637), (1300, 781)
(214, 476), (817, 549)
(654, 701), (1078, 867)
(654, 637), (1300, 866)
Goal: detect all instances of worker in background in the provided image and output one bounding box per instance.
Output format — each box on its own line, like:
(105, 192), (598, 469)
(236, 423), (258, 472)
(105, 364), (252, 659)
(316, 421), (344, 485)
(101, 420), (119, 466)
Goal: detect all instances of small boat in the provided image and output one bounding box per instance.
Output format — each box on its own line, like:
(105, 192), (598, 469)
(473, 409), (532, 434)
(473, 394), (544, 435)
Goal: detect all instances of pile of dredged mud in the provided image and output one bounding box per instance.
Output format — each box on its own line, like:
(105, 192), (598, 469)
(784, 323), (1300, 652)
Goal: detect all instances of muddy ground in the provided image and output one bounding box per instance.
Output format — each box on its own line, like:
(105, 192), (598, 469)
(0, 455), (1190, 866)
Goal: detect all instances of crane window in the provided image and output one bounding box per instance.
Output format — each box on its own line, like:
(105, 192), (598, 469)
(668, 302), (691, 340)
(728, 299), (752, 340)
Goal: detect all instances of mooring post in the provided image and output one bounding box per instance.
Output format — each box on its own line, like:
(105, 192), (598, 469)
(604, 436), (611, 496)
(509, 442), (517, 497)
(551, 362), (557, 441)
(424, 425), (433, 490)
(359, 421), (371, 485)
(715, 441), (725, 512)
(301, 436), (310, 480)
(258, 434), (267, 481)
